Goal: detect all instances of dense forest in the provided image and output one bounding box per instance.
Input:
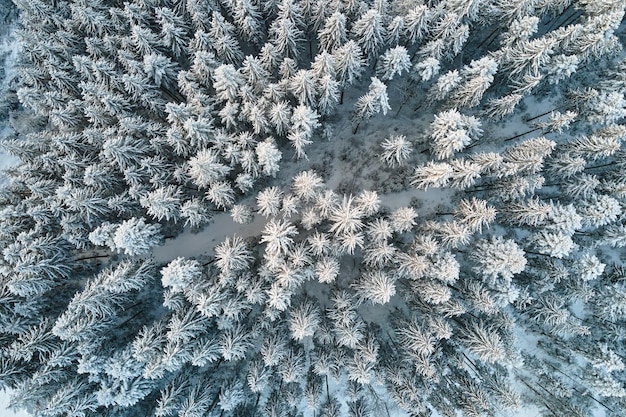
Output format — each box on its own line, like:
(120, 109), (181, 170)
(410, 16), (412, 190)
(1, 0), (626, 416)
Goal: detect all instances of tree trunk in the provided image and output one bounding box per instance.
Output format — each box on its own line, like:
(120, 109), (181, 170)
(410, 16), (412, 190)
(504, 126), (543, 141)
(544, 5), (574, 33)
(207, 388), (222, 413)
(525, 105), (572, 122)
(74, 253), (111, 261)
(584, 162), (616, 171)
(558, 10), (583, 29)
(476, 26), (501, 51)
(516, 375), (560, 417)
(325, 375), (330, 403)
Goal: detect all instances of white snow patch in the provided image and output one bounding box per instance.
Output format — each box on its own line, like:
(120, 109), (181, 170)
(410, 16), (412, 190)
(0, 390), (30, 417)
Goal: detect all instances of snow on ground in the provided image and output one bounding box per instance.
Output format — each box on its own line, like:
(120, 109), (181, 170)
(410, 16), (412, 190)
(153, 210), (267, 262)
(0, 390), (30, 417)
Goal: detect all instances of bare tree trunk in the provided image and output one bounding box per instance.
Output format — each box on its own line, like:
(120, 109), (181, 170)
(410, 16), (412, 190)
(504, 126), (543, 142)
(325, 375), (330, 403)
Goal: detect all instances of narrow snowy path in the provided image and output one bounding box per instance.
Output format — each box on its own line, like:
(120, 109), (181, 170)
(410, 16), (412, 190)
(0, 390), (30, 417)
(153, 210), (267, 262)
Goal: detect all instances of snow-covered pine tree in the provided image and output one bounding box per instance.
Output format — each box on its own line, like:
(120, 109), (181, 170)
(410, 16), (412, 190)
(233, 0), (265, 44)
(161, 258), (203, 294)
(208, 11), (243, 65)
(414, 57), (441, 82)
(213, 64), (244, 103)
(380, 134), (412, 167)
(140, 185), (182, 223)
(269, 2), (304, 61)
(289, 105), (320, 159)
(377, 46), (411, 81)
(261, 218), (299, 256)
(289, 69), (318, 108)
(318, 11), (347, 53)
(333, 40), (365, 101)
(317, 74), (340, 115)
(453, 198), (496, 233)
(352, 77), (390, 132)
(471, 237), (526, 285)
(187, 149), (231, 188)
(460, 321), (507, 364)
(112, 217), (163, 256)
(351, 9), (386, 63)
(403, 5), (431, 45)
(411, 161), (453, 190)
(453, 56), (498, 108)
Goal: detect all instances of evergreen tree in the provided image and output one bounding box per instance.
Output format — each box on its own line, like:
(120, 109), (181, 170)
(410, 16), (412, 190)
(208, 11), (243, 65)
(471, 237), (526, 283)
(289, 105), (320, 159)
(228, 0), (264, 45)
(261, 218), (299, 255)
(453, 198), (496, 233)
(452, 57), (498, 108)
(351, 9), (386, 63)
(411, 161), (453, 190)
(206, 181), (236, 210)
(112, 217), (162, 256)
(289, 69), (318, 107)
(213, 64), (244, 102)
(269, 6), (304, 61)
(289, 301), (321, 341)
(333, 40), (365, 90)
(161, 258), (202, 294)
(317, 74), (340, 115)
(187, 149), (232, 189)
(215, 235), (254, 278)
(329, 195), (364, 236)
(377, 46), (411, 81)
(140, 185), (182, 223)
(414, 57), (441, 81)
(461, 321), (507, 365)
(318, 11), (347, 53)
(255, 137), (282, 177)
(352, 77), (390, 131)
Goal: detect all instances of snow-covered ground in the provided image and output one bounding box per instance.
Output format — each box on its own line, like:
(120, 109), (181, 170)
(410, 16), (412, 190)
(0, 390), (29, 417)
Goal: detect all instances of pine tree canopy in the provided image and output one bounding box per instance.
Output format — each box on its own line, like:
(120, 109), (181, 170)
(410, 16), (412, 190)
(1, 1), (626, 417)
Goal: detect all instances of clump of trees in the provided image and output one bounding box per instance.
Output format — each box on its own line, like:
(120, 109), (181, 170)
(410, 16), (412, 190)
(1, 1), (625, 417)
